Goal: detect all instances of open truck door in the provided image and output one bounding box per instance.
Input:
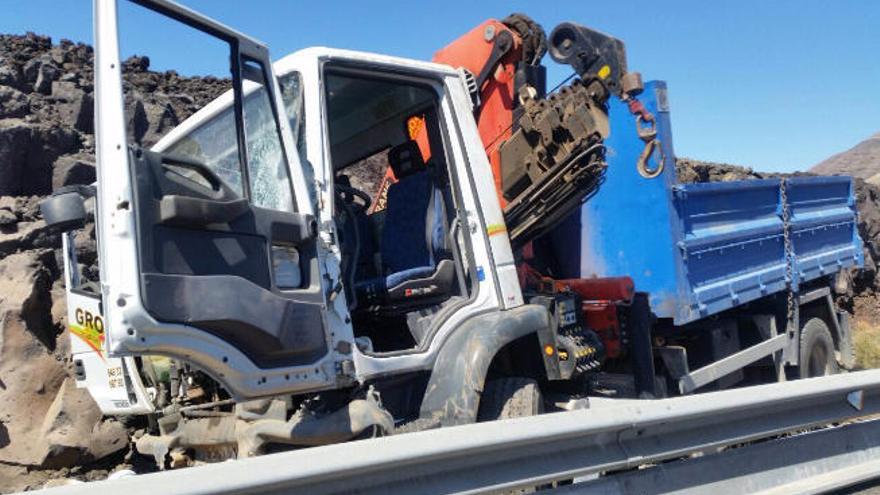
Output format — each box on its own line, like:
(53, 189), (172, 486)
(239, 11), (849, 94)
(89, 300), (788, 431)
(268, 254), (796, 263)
(94, 0), (355, 399)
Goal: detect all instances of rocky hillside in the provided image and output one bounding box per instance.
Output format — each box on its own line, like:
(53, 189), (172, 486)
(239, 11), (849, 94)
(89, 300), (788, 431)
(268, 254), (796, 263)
(810, 132), (880, 183)
(676, 157), (762, 183)
(0, 33), (228, 492)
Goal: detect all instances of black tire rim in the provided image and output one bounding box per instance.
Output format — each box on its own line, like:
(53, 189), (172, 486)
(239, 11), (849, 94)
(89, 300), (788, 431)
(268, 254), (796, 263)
(807, 341), (832, 377)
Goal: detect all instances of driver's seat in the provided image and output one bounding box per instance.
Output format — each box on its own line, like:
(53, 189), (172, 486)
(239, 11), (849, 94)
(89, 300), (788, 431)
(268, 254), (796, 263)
(355, 141), (455, 309)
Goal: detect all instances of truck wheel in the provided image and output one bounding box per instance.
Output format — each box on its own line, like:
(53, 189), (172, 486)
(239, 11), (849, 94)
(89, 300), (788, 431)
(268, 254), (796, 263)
(478, 377), (544, 421)
(799, 318), (839, 378)
(478, 378), (553, 493)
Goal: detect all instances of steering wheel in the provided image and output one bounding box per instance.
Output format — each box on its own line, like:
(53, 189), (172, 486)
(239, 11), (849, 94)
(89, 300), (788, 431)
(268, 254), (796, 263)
(335, 183), (372, 212)
(333, 182), (372, 311)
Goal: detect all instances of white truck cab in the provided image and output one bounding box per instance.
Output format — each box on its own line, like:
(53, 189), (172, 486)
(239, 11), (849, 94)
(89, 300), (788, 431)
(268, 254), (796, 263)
(43, 0), (551, 460)
(142, 46), (527, 396)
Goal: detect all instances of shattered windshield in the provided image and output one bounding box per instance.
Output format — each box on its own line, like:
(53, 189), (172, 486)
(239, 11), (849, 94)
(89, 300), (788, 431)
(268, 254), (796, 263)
(164, 78), (296, 212)
(241, 69), (294, 213)
(278, 71), (316, 210)
(164, 103), (242, 195)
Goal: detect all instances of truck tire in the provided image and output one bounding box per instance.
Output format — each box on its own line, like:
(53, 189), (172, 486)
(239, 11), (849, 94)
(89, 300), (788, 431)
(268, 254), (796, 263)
(836, 311), (857, 370)
(478, 377), (544, 421)
(478, 378), (549, 493)
(799, 317), (839, 378)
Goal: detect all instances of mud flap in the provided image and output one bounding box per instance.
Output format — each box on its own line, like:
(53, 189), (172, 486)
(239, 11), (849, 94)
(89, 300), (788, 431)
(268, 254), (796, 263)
(418, 304), (551, 427)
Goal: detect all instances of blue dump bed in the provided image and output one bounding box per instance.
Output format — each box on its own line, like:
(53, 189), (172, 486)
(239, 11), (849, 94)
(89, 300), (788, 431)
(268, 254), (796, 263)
(552, 82), (863, 325)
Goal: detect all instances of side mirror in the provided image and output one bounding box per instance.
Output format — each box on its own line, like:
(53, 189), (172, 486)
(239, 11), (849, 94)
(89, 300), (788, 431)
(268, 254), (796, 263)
(40, 185), (95, 233)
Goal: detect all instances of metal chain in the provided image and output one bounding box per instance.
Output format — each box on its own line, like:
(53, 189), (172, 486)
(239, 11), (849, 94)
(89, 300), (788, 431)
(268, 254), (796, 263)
(780, 178), (795, 324)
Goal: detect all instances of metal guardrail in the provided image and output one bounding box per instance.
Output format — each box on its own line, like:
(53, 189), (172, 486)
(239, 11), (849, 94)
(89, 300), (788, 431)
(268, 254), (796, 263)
(34, 370), (880, 495)
(571, 419), (880, 494)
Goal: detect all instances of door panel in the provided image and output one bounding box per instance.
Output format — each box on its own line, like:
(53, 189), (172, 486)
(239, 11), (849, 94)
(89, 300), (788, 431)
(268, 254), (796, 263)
(95, 0), (352, 399)
(130, 149), (328, 368)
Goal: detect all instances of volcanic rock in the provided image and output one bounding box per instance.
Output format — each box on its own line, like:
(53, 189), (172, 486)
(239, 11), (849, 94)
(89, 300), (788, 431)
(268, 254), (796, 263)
(39, 378), (129, 469)
(0, 86), (28, 118)
(0, 251), (67, 466)
(52, 153), (95, 189)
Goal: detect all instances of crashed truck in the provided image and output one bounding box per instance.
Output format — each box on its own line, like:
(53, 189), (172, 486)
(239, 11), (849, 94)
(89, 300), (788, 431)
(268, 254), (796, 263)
(41, 0), (863, 467)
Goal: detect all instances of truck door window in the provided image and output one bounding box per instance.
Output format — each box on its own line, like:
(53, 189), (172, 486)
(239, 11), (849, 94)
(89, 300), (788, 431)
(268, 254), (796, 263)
(118, 1), (239, 194)
(164, 107), (242, 196)
(161, 69), (297, 212)
(163, 79), (295, 213)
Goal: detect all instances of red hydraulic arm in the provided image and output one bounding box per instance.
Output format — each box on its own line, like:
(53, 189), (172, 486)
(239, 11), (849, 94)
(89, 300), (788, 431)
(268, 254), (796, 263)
(433, 18), (533, 208)
(432, 14), (644, 364)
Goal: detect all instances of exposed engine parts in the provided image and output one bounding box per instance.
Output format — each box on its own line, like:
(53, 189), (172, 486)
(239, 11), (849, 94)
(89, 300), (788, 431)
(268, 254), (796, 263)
(132, 357), (394, 469)
(140, 357), (227, 411)
(135, 391), (393, 469)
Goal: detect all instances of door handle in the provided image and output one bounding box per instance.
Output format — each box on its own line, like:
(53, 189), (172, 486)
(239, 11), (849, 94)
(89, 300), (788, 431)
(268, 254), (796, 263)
(159, 195), (249, 227)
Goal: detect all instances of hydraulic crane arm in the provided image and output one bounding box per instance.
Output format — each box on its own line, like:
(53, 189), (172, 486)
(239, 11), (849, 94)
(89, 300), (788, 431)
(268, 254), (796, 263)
(434, 15), (644, 248)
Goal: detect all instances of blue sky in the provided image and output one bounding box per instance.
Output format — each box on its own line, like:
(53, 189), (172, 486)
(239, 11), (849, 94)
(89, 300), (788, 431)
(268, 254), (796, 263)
(4, 0), (880, 172)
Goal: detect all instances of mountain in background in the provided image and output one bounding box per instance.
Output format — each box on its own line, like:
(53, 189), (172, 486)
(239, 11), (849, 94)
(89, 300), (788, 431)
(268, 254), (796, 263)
(811, 132), (880, 184)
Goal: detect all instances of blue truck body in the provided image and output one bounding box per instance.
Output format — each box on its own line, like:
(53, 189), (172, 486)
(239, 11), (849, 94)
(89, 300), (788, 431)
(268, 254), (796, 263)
(553, 81), (863, 325)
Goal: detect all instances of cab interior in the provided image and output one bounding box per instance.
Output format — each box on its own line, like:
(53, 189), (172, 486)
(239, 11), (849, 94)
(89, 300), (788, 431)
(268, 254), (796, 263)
(323, 66), (472, 353)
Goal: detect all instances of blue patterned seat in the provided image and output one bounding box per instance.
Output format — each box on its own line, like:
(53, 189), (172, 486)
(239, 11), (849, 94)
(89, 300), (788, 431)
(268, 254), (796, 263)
(355, 141), (454, 307)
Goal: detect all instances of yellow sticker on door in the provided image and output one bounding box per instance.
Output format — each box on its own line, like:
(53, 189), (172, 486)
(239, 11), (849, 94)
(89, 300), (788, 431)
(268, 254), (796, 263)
(69, 308), (105, 358)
